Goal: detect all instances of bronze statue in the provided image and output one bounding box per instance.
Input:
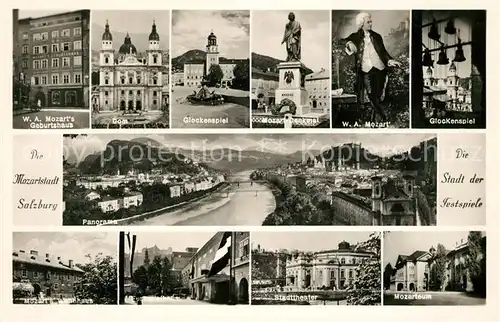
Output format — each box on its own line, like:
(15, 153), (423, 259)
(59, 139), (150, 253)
(281, 12), (301, 62)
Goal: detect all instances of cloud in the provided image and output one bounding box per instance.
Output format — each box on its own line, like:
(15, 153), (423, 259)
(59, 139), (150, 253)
(252, 10), (330, 72)
(172, 10), (250, 58)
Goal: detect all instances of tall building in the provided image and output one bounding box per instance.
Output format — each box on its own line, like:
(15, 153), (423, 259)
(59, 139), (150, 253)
(15, 10), (90, 108)
(97, 20), (167, 113)
(12, 249), (84, 298)
(305, 68), (330, 114)
(183, 31), (248, 87)
(285, 241), (374, 290)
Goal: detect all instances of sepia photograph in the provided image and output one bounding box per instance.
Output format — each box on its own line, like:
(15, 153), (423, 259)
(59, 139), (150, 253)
(331, 11), (410, 128)
(252, 231), (381, 305)
(62, 133), (436, 226)
(119, 231), (249, 305)
(12, 9), (90, 129)
(411, 10), (486, 128)
(90, 10), (170, 129)
(170, 10), (250, 128)
(251, 10), (330, 128)
(383, 231), (486, 305)
(12, 232), (117, 305)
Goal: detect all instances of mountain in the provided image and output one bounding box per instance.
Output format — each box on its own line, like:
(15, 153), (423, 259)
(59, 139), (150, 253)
(171, 49), (206, 70)
(252, 52), (313, 75)
(124, 245), (173, 277)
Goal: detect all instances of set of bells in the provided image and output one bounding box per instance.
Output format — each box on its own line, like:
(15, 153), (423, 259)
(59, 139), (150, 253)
(422, 18), (466, 67)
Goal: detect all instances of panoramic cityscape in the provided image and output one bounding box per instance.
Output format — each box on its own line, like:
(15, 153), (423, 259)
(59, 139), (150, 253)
(119, 231), (249, 305)
(62, 133), (437, 226)
(252, 231), (381, 305)
(383, 231), (486, 306)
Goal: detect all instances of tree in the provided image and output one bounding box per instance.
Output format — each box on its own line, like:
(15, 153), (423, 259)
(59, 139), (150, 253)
(429, 243), (447, 291)
(383, 263), (393, 290)
(206, 64), (223, 86)
(464, 231), (486, 297)
(132, 265), (148, 293)
(74, 254), (117, 304)
(232, 60), (250, 90)
(147, 255), (172, 296)
(346, 232), (381, 305)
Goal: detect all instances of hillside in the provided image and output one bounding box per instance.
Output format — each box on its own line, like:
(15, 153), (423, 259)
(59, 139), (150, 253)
(251, 52), (313, 75)
(171, 49), (206, 70)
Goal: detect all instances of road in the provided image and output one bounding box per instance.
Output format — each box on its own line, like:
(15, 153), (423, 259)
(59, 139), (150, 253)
(124, 296), (212, 305)
(13, 109), (90, 129)
(383, 291), (486, 305)
(132, 170), (276, 226)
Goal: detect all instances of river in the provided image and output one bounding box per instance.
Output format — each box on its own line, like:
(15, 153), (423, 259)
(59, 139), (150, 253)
(132, 170), (276, 226)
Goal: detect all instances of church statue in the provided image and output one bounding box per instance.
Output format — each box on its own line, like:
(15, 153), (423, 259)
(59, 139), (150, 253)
(281, 12), (302, 62)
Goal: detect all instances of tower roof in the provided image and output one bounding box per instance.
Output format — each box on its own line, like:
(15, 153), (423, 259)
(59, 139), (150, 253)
(149, 20), (160, 41)
(207, 30), (217, 40)
(102, 20), (112, 41)
(449, 62), (457, 72)
(119, 33), (137, 55)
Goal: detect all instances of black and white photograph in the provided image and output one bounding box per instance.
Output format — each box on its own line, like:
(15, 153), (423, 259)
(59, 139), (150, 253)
(90, 10), (170, 129)
(62, 133), (436, 226)
(252, 231), (381, 305)
(119, 231), (249, 305)
(331, 11), (410, 128)
(170, 10), (250, 128)
(251, 10), (330, 128)
(411, 10), (486, 128)
(383, 231), (486, 306)
(12, 232), (117, 305)
(12, 9), (91, 129)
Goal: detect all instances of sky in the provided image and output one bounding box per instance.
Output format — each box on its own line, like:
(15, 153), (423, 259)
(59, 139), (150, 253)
(171, 10), (249, 58)
(63, 133), (436, 165)
(13, 232), (117, 265)
(421, 11), (472, 79)
(383, 231), (484, 267)
(252, 10), (330, 72)
(252, 231), (375, 253)
(129, 231), (218, 253)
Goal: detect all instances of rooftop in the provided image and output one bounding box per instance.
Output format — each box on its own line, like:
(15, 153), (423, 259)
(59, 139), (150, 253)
(12, 250), (84, 273)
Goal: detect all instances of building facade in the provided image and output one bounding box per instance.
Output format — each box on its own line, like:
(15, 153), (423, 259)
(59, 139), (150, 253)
(183, 231), (250, 304)
(285, 241), (374, 290)
(12, 249), (84, 298)
(183, 31), (247, 87)
(98, 20), (167, 112)
(14, 10), (90, 108)
(251, 68), (279, 109)
(305, 68), (330, 114)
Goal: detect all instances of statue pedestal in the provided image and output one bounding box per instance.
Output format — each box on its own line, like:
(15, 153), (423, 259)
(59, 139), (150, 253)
(275, 61), (309, 116)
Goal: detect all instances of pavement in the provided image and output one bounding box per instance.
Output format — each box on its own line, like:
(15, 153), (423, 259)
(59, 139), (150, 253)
(125, 295), (212, 305)
(383, 290), (486, 306)
(13, 108), (90, 129)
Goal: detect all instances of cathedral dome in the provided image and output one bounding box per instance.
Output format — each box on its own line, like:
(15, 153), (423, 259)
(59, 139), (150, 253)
(338, 241), (351, 250)
(102, 20), (112, 41)
(149, 21), (160, 41)
(119, 33), (137, 55)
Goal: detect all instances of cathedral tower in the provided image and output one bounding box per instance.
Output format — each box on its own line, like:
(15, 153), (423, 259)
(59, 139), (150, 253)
(206, 31), (219, 75)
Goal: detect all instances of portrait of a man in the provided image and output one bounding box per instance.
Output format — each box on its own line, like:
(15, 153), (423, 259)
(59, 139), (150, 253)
(332, 10), (410, 128)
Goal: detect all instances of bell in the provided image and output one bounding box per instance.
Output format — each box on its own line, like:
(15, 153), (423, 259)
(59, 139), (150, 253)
(453, 39), (466, 62)
(437, 47), (449, 65)
(445, 19), (456, 35)
(428, 20), (440, 41)
(422, 49), (434, 67)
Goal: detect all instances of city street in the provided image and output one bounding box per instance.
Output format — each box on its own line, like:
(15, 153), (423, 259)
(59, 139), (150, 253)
(383, 291), (486, 306)
(13, 109), (90, 129)
(124, 295), (212, 305)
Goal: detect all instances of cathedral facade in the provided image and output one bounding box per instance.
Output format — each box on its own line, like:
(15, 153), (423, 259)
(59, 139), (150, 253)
(98, 21), (166, 112)
(183, 31), (246, 87)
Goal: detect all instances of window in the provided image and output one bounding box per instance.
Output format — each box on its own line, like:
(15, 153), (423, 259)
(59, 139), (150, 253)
(153, 78), (158, 85)
(73, 40), (82, 50)
(63, 74), (69, 84)
(349, 270), (353, 278)
(51, 30), (59, 39)
(53, 283), (59, 290)
(137, 90), (141, 95)
(73, 56), (82, 66)
(22, 60), (28, 68)
(62, 57), (70, 67)
(22, 269), (27, 277)
(33, 33), (41, 41)
(22, 32), (28, 40)
(104, 91), (109, 96)
(42, 45), (48, 53)
(34, 271), (38, 278)
(153, 99), (157, 105)
(153, 54), (158, 64)
(33, 46), (40, 54)
(137, 77), (141, 84)
(129, 77), (133, 84)
(121, 90), (125, 95)
(22, 45), (28, 54)
(104, 54), (109, 64)
(128, 90), (132, 95)
(121, 78), (125, 85)
(74, 73), (81, 84)
(52, 58), (59, 68)
(153, 91), (157, 97)
(73, 27), (81, 36)
(41, 32), (48, 40)
(62, 29), (70, 37)
(52, 74), (59, 84)
(341, 258), (346, 265)
(41, 59), (48, 69)
(41, 76), (48, 85)
(62, 43), (70, 51)
(33, 60), (40, 69)
(104, 79), (109, 85)
(51, 43), (59, 52)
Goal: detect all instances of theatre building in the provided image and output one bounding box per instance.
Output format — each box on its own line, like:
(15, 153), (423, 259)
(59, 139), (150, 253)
(12, 249), (84, 298)
(16, 10), (90, 108)
(183, 231), (250, 304)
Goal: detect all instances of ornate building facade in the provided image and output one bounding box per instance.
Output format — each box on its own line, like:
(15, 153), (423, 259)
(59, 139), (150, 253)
(285, 241), (374, 290)
(97, 21), (167, 112)
(183, 31), (247, 87)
